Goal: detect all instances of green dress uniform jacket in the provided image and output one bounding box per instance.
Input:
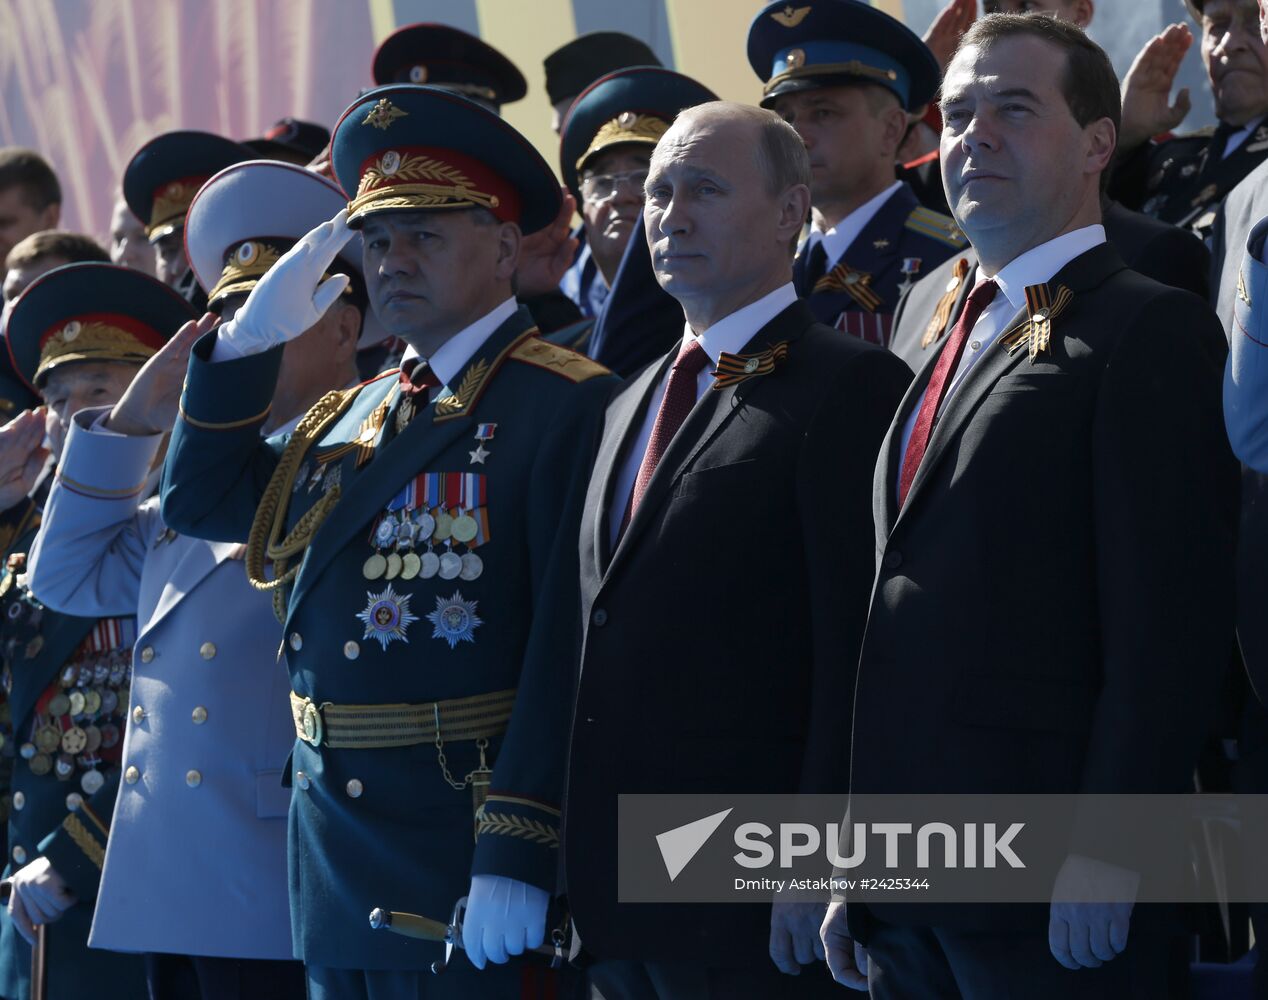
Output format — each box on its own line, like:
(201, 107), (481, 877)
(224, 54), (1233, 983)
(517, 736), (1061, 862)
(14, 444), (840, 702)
(159, 306), (616, 971)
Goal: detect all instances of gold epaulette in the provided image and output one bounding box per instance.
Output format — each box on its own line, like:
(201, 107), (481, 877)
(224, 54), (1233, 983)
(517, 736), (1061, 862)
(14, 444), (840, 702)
(905, 206), (967, 249)
(508, 337), (611, 383)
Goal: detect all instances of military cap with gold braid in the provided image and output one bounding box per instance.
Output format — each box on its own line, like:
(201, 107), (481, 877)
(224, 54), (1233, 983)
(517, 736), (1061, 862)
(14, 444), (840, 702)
(331, 84), (561, 235)
(559, 66), (718, 201)
(6, 262), (195, 391)
(371, 23), (526, 110)
(183, 159), (388, 348)
(747, 0), (939, 113)
(122, 130), (253, 243)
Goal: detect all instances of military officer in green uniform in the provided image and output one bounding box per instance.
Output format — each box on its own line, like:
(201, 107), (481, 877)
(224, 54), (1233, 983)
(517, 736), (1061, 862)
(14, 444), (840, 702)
(747, 0), (966, 347)
(0, 261), (194, 1000)
(155, 85), (616, 1000)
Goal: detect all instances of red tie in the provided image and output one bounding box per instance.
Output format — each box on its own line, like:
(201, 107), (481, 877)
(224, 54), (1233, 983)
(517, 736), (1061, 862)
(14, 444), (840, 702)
(898, 278), (998, 507)
(399, 357), (441, 399)
(623, 339), (711, 531)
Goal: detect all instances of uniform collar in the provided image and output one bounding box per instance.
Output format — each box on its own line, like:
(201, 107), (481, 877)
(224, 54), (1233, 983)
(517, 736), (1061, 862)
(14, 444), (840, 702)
(811, 181), (904, 268)
(681, 282), (798, 363)
(424, 297), (519, 388)
(985, 224), (1107, 312)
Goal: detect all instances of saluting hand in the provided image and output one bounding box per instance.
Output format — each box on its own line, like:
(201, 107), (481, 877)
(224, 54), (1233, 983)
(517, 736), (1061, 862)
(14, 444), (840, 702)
(1120, 23), (1194, 154)
(6, 857), (76, 946)
(821, 900), (869, 991)
(215, 208), (354, 359)
(923, 0), (976, 74)
(106, 311), (218, 437)
(0, 408), (50, 512)
(515, 188), (581, 299)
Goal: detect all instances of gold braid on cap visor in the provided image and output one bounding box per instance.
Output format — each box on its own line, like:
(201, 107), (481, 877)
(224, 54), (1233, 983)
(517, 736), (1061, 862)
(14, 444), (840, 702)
(349, 151), (503, 217)
(576, 114), (668, 171)
(36, 320), (158, 384)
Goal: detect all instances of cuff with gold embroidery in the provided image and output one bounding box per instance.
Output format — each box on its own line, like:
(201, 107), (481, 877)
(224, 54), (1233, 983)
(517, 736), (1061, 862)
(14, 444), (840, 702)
(178, 331), (282, 432)
(39, 775), (119, 901)
(471, 792), (561, 891)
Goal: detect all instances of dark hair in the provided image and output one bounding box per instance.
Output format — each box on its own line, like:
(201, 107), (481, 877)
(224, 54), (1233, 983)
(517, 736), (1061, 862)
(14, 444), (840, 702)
(5, 230), (108, 270)
(0, 148), (61, 211)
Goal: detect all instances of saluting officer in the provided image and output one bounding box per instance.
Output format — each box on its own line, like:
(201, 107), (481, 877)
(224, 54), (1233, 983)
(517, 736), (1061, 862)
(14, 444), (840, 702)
(0, 262), (195, 1000)
(747, 0), (966, 346)
(121, 131), (252, 307)
(549, 66), (717, 369)
(156, 86), (616, 1000)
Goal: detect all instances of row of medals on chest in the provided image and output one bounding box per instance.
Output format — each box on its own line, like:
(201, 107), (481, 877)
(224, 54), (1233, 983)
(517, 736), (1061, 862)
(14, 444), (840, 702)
(19, 652), (130, 794)
(363, 503), (484, 583)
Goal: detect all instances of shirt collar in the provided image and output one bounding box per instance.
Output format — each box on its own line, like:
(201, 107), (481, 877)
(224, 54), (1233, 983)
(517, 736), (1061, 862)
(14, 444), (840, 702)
(811, 181), (904, 268)
(987, 225), (1107, 312)
(425, 297), (518, 388)
(1224, 115), (1266, 158)
(681, 283), (798, 364)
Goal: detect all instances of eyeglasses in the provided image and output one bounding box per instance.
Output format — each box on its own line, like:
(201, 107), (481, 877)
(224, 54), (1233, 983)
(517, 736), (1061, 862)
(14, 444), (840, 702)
(579, 169), (649, 204)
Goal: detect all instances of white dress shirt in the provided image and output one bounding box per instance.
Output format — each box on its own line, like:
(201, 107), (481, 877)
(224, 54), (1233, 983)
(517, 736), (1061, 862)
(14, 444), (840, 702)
(897, 225), (1107, 489)
(1224, 115), (1266, 159)
(609, 283), (798, 545)
(807, 181), (904, 269)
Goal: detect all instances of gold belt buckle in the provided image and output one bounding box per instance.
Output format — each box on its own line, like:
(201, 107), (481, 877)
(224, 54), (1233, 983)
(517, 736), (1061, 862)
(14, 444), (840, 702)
(300, 700), (324, 747)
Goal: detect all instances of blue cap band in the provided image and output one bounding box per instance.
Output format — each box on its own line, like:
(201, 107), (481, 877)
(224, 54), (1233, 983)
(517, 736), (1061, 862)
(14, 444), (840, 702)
(768, 40), (909, 107)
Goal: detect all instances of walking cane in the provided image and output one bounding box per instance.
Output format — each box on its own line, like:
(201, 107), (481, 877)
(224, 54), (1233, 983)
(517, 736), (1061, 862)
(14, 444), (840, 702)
(30, 923), (46, 1000)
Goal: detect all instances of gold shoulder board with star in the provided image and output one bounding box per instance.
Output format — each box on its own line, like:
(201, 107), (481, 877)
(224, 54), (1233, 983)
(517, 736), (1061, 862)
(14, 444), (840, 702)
(905, 206), (967, 249)
(508, 337), (611, 383)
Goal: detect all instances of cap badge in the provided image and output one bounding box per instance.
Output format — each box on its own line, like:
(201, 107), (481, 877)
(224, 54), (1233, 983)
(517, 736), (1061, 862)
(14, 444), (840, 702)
(380, 150), (402, 176)
(363, 98), (409, 131)
(617, 111), (638, 129)
(236, 241), (259, 266)
(771, 5), (812, 27)
(409, 65), (428, 84)
(785, 48), (805, 70)
(60, 321), (81, 343)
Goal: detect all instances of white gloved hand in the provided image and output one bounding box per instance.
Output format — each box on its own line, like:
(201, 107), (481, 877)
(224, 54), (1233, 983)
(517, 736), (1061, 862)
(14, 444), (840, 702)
(461, 874), (549, 970)
(214, 208), (354, 359)
(7, 857), (76, 946)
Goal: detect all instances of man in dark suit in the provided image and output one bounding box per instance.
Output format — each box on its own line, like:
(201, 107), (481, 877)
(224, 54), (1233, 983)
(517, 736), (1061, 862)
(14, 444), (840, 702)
(561, 100), (911, 998)
(821, 14), (1238, 998)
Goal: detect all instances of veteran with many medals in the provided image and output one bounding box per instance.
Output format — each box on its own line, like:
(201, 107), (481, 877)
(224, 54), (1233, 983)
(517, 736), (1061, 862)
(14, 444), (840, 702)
(157, 85), (616, 1000)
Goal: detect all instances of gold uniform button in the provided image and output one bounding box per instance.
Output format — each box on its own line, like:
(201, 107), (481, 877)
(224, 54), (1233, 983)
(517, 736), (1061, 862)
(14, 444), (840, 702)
(12, 846), (25, 864)
(199, 642), (216, 660)
(132, 706), (145, 724)
(289, 632), (303, 651)
(186, 770), (202, 788)
(124, 766), (140, 784)
(139, 646), (155, 664)
(191, 706), (208, 725)
(12, 792), (24, 811)
(343, 641), (360, 660)
(346, 779), (363, 798)
(295, 771), (311, 791)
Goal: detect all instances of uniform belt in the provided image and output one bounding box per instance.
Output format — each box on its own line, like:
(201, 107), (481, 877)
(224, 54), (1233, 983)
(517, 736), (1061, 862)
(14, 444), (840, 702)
(290, 689), (516, 749)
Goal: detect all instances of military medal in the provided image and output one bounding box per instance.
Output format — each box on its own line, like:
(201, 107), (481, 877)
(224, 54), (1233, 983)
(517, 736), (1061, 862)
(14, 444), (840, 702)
(460, 552), (484, 581)
(47, 693), (70, 717)
(439, 549), (462, 580)
(35, 725), (61, 753)
(356, 583), (420, 651)
(54, 753), (74, 780)
(61, 726), (88, 754)
(897, 257), (923, 296)
(425, 590), (483, 649)
(420, 551), (440, 579)
(29, 753), (50, 776)
(68, 690), (86, 716)
(469, 423), (497, 465)
(81, 769), (104, 795)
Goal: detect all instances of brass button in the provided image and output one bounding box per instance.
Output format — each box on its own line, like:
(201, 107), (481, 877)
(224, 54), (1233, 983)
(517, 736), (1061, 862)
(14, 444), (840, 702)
(295, 770), (311, 791)
(12, 846), (25, 864)
(191, 706), (208, 725)
(343, 641), (360, 660)
(132, 705), (145, 724)
(199, 642), (216, 660)
(290, 632), (303, 651)
(139, 646), (155, 663)
(12, 792), (24, 811)
(346, 778), (363, 799)
(125, 766), (140, 784)
(186, 769), (202, 788)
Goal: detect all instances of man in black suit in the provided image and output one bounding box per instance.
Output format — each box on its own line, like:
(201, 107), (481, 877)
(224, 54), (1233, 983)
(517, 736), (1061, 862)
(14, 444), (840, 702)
(821, 14), (1238, 998)
(561, 101), (911, 998)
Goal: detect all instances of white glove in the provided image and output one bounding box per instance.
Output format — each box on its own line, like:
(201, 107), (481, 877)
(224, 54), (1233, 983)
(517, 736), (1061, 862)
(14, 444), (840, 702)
(214, 208), (354, 360)
(461, 874), (549, 969)
(7, 857), (76, 945)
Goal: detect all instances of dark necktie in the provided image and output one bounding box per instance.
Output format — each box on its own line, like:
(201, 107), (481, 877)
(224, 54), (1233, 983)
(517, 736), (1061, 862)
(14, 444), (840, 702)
(898, 279), (999, 506)
(797, 241), (829, 297)
(620, 339), (711, 534)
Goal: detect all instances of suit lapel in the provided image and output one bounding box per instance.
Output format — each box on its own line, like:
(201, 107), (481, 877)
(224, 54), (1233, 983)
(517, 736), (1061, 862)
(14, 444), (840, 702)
(285, 312), (535, 618)
(605, 301), (813, 579)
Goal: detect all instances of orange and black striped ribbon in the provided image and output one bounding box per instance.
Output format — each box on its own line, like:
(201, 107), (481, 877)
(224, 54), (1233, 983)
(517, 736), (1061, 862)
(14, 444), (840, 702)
(711, 341), (789, 389)
(813, 262), (883, 312)
(921, 257), (972, 349)
(1001, 283), (1074, 361)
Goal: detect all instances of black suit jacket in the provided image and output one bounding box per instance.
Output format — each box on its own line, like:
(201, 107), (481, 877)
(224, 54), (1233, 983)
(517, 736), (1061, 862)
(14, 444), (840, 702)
(852, 243), (1238, 930)
(562, 299), (912, 963)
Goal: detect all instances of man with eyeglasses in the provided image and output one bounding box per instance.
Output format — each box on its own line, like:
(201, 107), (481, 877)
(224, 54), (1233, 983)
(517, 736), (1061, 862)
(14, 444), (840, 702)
(747, 0), (967, 347)
(554, 66), (717, 362)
